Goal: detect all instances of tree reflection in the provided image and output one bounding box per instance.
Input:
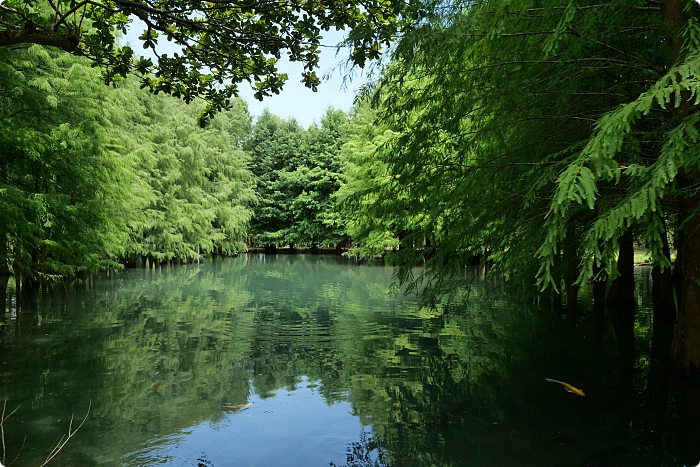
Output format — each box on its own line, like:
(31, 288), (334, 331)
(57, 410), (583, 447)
(0, 257), (698, 467)
(329, 431), (387, 467)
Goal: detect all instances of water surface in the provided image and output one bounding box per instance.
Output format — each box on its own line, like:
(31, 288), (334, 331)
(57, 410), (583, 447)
(0, 255), (698, 467)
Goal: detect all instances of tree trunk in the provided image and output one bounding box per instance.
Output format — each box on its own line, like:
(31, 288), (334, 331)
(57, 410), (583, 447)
(671, 191), (700, 372)
(14, 267), (21, 312)
(608, 230), (636, 309)
(607, 231), (636, 392)
(552, 249), (563, 316)
(562, 222), (579, 324)
(651, 224), (676, 364)
(592, 264), (606, 338)
(397, 230), (408, 250)
(0, 228), (9, 314)
(0, 273), (9, 314)
(662, 0), (700, 375)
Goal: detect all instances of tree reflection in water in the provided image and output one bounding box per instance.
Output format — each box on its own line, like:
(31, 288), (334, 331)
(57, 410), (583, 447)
(0, 256), (697, 467)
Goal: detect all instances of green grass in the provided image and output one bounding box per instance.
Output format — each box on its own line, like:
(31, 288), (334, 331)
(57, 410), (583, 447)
(634, 250), (651, 265)
(633, 249), (676, 265)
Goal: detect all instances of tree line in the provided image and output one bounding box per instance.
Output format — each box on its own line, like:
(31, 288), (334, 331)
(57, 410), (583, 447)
(0, 47), (377, 284)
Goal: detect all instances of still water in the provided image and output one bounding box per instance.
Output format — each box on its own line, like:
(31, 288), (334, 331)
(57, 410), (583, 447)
(0, 254), (698, 467)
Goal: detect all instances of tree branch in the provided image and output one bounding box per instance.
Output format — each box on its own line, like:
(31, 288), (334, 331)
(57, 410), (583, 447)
(0, 26), (79, 51)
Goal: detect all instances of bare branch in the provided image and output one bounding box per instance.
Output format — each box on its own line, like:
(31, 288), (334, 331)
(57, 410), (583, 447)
(38, 400), (91, 467)
(1, 400), (21, 467)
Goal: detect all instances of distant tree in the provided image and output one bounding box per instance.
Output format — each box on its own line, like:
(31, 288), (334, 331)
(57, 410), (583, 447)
(286, 108), (350, 249)
(245, 108), (351, 250)
(246, 111), (305, 248)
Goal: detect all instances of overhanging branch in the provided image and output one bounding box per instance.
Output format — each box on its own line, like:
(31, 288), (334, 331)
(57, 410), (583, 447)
(0, 27), (79, 51)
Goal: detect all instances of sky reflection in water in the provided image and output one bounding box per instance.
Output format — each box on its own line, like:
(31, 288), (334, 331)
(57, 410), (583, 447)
(127, 377), (365, 467)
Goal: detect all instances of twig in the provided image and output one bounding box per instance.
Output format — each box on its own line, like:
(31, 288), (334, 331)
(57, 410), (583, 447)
(38, 400), (91, 467)
(10, 437), (26, 466)
(1, 400), (22, 467)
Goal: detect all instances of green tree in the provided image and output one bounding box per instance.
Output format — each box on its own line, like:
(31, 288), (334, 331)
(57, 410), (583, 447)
(105, 78), (256, 263)
(346, 0), (700, 372)
(336, 100), (402, 257)
(0, 46), (134, 286)
(0, 0), (411, 123)
(246, 110), (306, 248)
(285, 108), (350, 249)
(246, 108), (352, 250)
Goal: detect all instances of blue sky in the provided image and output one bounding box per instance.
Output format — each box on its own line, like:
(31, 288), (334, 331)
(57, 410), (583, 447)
(238, 28), (368, 128)
(122, 26), (368, 128)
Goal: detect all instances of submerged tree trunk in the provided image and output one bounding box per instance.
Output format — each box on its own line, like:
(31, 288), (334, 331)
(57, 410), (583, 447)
(607, 231), (636, 392)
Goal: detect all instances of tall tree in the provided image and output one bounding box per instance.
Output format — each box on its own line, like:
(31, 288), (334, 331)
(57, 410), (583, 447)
(344, 0), (700, 372)
(105, 77), (256, 263)
(246, 110), (305, 248)
(0, 45), (134, 283)
(286, 108), (350, 249)
(336, 100), (402, 257)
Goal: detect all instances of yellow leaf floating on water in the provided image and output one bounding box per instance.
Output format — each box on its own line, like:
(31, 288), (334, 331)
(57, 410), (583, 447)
(545, 378), (585, 397)
(223, 403), (252, 409)
(150, 384), (167, 390)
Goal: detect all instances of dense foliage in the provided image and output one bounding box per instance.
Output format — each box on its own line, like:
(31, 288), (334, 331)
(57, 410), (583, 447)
(3, 0), (700, 376)
(246, 108), (349, 250)
(0, 0), (411, 123)
(339, 0), (700, 372)
(0, 47), (256, 284)
(1, 46), (130, 280)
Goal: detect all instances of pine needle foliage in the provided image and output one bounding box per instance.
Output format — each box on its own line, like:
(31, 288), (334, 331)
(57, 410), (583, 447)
(0, 45), (132, 279)
(104, 77), (256, 263)
(345, 0), (679, 302)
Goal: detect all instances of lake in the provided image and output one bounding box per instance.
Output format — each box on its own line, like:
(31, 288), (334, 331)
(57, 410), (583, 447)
(0, 254), (698, 467)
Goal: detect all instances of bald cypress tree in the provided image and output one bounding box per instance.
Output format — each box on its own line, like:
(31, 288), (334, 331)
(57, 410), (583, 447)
(347, 0), (700, 371)
(0, 46), (133, 284)
(103, 78), (256, 264)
